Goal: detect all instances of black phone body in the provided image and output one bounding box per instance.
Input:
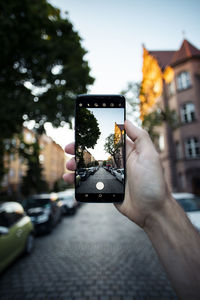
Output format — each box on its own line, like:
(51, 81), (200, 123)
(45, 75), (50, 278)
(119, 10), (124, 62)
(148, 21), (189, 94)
(75, 94), (126, 203)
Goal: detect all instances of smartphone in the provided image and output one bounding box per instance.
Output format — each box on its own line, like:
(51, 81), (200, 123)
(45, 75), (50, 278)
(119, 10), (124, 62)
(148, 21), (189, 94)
(75, 94), (126, 203)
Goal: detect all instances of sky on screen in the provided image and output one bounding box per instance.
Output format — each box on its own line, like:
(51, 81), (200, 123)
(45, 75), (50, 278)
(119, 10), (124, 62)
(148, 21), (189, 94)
(86, 108), (124, 160)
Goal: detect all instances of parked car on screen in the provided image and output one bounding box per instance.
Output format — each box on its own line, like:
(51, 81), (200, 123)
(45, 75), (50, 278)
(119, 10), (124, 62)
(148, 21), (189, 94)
(173, 193), (200, 231)
(76, 175), (81, 187)
(22, 193), (62, 234)
(88, 167), (95, 175)
(78, 168), (89, 181)
(58, 189), (77, 215)
(115, 169), (124, 183)
(111, 168), (117, 176)
(0, 202), (34, 273)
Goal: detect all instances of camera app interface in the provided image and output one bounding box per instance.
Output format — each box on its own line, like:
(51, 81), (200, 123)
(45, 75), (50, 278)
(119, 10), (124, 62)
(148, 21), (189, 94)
(76, 104), (125, 194)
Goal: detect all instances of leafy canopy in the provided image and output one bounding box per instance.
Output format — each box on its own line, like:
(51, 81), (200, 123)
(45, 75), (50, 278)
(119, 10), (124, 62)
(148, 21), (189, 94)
(0, 0), (94, 139)
(76, 108), (100, 150)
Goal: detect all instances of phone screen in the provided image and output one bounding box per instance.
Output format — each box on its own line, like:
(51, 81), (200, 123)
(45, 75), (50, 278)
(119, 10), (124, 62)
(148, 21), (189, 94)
(75, 95), (125, 202)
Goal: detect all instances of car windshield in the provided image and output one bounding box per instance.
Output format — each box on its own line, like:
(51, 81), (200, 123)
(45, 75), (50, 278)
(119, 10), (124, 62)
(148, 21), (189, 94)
(59, 195), (72, 200)
(25, 198), (50, 209)
(177, 198), (200, 212)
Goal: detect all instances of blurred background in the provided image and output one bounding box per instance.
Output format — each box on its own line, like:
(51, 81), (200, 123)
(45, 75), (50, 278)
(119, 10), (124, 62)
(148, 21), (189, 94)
(0, 0), (200, 299)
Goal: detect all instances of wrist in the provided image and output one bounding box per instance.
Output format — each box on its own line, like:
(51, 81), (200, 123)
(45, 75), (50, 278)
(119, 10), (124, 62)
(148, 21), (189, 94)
(143, 195), (176, 234)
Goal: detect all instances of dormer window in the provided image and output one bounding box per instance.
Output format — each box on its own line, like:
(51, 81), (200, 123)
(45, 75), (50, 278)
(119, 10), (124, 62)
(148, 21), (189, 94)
(177, 71), (191, 91)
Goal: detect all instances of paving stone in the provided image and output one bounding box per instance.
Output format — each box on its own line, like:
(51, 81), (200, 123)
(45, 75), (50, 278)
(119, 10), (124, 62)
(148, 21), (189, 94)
(0, 203), (177, 300)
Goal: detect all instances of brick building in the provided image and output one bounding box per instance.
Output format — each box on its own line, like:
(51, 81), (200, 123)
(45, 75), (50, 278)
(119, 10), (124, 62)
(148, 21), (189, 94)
(83, 149), (95, 166)
(2, 127), (65, 193)
(142, 39), (200, 194)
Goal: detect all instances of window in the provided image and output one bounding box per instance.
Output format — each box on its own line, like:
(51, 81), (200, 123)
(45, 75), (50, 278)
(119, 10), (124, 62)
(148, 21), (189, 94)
(158, 134), (165, 151)
(39, 154), (44, 163)
(180, 103), (195, 123)
(0, 203), (24, 228)
(10, 154), (14, 161)
(177, 71), (191, 91)
(9, 169), (15, 178)
(185, 137), (200, 158)
(175, 141), (182, 159)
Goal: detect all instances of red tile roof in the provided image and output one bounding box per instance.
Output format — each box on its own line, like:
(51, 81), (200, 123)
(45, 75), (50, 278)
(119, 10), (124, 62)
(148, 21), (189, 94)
(171, 39), (200, 65)
(149, 39), (200, 69)
(149, 51), (175, 70)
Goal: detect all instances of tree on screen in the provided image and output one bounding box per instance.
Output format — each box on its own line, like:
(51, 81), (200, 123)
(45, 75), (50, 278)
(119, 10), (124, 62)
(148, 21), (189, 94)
(104, 134), (122, 168)
(76, 108), (100, 168)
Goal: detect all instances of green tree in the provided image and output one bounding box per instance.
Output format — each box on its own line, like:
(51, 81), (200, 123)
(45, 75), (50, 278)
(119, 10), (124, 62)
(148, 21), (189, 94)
(0, 0), (94, 184)
(94, 160), (99, 166)
(76, 108), (100, 168)
(53, 178), (73, 192)
(104, 134), (122, 168)
(122, 82), (178, 142)
(20, 139), (48, 196)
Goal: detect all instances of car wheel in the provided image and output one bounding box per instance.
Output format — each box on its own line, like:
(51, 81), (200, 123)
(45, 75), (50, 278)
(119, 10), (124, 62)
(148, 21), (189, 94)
(70, 207), (76, 215)
(24, 233), (35, 254)
(46, 219), (53, 233)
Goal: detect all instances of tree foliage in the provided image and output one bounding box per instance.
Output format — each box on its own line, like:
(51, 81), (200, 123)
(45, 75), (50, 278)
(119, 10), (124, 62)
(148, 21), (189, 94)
(122, 81), (178, 142)
(104, 134), (122, 167)
(76, 108), (100, 168)
(76, 107), (100, 155)
(0, 0), (94, 184)
(20, 139), (48, 196)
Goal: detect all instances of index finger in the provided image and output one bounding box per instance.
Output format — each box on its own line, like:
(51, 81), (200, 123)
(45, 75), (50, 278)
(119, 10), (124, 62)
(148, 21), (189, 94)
(65, 142), (75, 155)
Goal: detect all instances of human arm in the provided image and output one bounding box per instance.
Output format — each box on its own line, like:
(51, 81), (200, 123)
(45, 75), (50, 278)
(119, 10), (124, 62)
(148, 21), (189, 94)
(63, 120), (200, 299)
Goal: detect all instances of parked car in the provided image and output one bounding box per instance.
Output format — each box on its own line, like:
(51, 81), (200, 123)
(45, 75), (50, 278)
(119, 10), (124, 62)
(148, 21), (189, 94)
(0, 202), (34, 273)
(58, 189), (77, 215)
(173, 193), (200, 231)
(115, 169), (124, 183)
(22, 193), (62, 234)
(111, 168), (117, 176)
(78, 168), (89, 180)
(88, 167), (96, 175)
(76, 175), (81, 187)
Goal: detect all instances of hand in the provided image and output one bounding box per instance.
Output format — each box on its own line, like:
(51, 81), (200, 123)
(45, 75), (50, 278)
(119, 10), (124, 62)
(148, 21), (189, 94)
(63, 120), (170, 229)
(114, 120), (170, 229)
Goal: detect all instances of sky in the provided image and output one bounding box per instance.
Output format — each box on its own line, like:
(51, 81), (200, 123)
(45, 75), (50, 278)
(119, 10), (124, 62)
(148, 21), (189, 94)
(86, 108), (124, 160)
(46, 0), (200, 149)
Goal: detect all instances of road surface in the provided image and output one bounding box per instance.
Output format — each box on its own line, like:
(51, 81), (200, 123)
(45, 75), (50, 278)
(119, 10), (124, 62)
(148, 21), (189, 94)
(0, 203), (177, 299)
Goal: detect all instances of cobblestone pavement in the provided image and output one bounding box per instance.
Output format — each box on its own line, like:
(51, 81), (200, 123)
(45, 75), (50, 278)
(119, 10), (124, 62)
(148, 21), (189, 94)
(0, 203), (177, 300)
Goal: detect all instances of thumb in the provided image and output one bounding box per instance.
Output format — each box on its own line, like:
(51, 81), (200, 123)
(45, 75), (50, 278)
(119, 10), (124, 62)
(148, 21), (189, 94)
(125, 120), (152, 149)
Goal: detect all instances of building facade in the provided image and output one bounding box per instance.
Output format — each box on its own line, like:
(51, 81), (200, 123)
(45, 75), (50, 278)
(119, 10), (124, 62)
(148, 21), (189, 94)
(142, 39), (200, 194)
(114, 123), (125, 168)
(2, 127), (66, 193)
(83, 149), (95, 166)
